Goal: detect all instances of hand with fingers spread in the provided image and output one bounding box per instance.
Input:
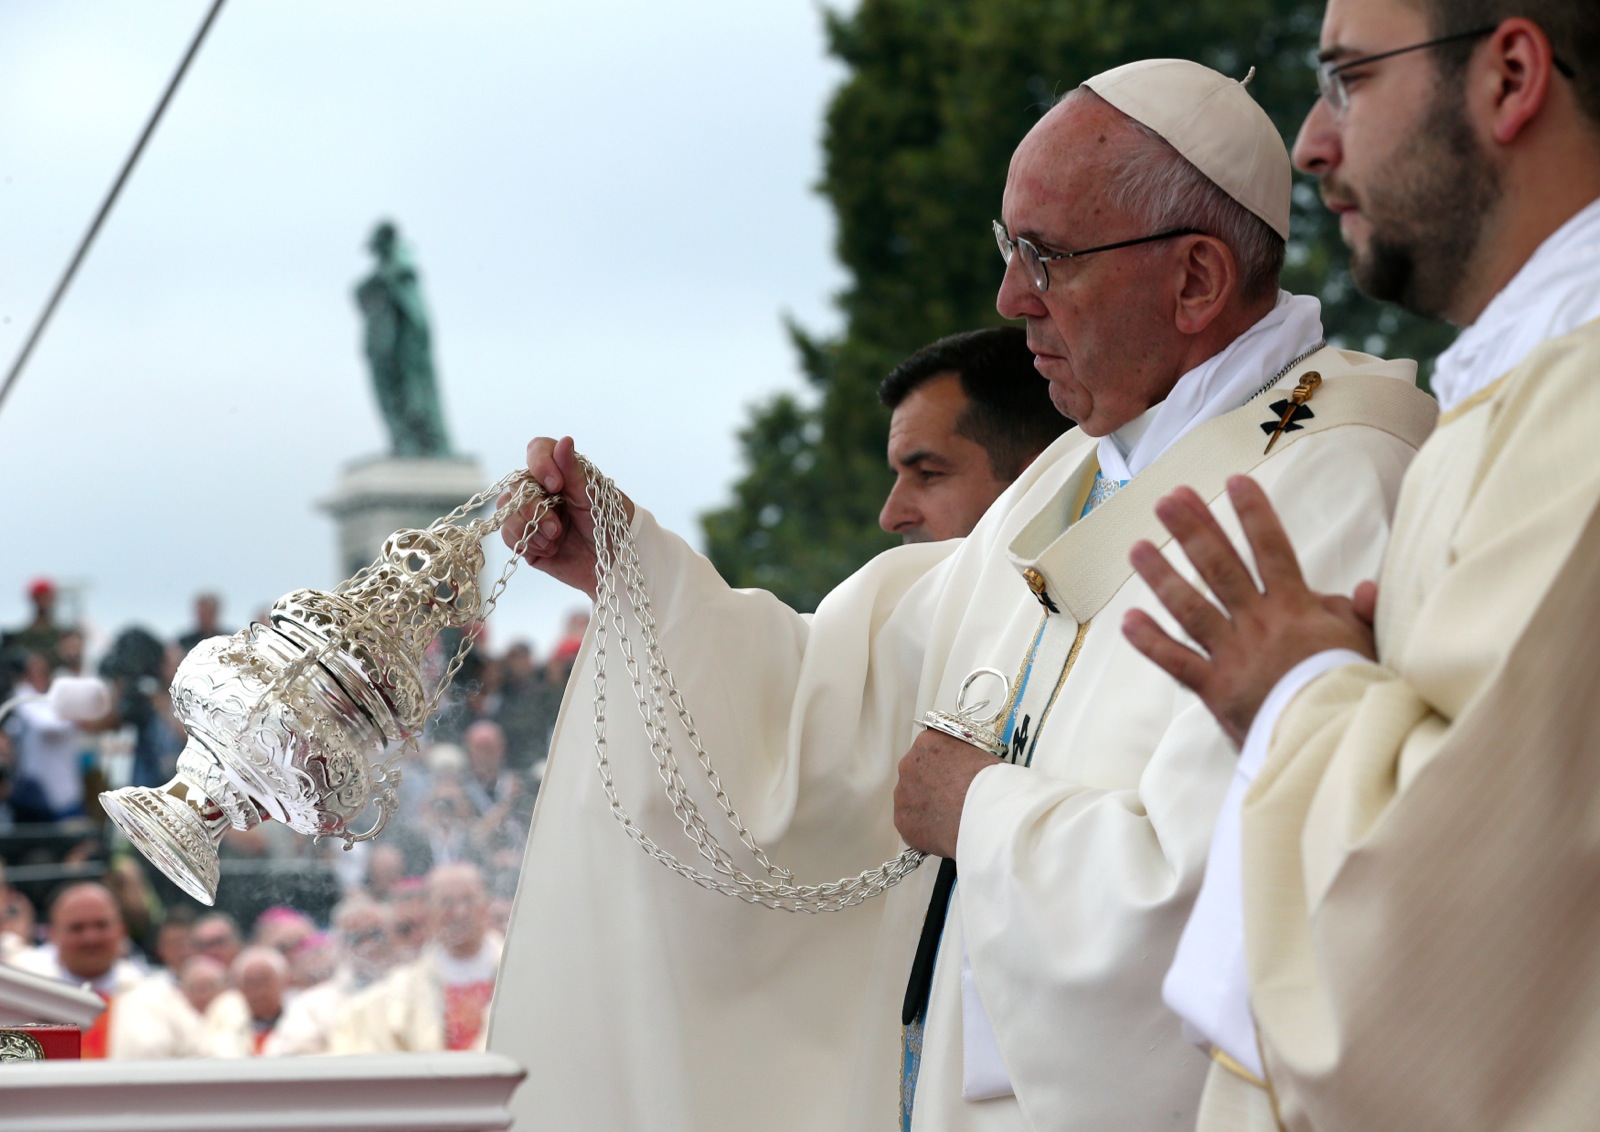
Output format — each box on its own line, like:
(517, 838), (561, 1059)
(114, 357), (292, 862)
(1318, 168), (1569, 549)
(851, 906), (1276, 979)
(1121, 475), (1378, 746)
(499, 436), (636, 599)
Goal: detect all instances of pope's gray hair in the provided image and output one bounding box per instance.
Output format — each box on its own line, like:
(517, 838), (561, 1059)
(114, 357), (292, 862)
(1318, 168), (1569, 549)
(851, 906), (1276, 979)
(1064, 88), (1286, 303)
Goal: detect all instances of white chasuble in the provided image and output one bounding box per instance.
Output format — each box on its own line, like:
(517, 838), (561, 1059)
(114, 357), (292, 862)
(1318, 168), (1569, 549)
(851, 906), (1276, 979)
(1240, 317), (1600, 1132)
(487, 348), (1432, 1132)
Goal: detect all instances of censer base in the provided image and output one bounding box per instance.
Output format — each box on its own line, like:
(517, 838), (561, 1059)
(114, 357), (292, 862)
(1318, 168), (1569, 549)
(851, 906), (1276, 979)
(101, 786), (226, 906)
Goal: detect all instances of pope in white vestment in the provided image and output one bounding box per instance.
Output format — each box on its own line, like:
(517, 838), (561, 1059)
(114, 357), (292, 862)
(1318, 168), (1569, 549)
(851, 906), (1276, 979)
(488, 60), (1435, 1131)
(490, 338), (1429, 1132)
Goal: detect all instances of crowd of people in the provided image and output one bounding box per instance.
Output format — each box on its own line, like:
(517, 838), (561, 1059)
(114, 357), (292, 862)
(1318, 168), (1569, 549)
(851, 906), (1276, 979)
(0, 581), (590, 1060)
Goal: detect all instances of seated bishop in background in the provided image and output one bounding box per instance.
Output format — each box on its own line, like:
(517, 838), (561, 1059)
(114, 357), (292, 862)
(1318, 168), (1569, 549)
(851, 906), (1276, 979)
(8, 882), (144, 1058)
(488, 59), (1436, 1132)
(330, 863), (501, 1054)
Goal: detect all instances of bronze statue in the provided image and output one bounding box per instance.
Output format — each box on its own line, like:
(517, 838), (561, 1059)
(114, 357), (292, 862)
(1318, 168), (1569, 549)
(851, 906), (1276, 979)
(354, 221), (453, 458)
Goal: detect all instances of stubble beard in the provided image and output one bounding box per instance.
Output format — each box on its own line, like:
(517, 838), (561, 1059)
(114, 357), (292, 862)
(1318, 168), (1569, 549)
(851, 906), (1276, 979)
(1346, 85), (1502, 321)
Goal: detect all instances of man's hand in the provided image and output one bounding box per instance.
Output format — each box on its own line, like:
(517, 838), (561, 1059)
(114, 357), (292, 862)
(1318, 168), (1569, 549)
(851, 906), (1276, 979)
(1121, 475), (1378, 746)
(500, 436), (636, 598)
(894, 730), (998, 859)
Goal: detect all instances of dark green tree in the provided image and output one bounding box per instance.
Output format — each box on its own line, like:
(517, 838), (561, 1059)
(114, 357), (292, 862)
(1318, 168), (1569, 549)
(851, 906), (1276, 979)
(702, 0), (1455, 610)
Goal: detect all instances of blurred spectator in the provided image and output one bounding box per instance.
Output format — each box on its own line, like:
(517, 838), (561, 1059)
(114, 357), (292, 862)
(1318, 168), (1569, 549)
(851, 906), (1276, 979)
(152, 906), (195, 976)
(2, 578), (70, 667)
(179, 954), (228, 1015)
(103, 857), (161, 962)
(330, 862), (500, 1053)
(191, 912), (242, 969)
(100, 627), (186, 789)
(388, 878), (430, 963)
(265, 897), (394, 1056)
(177, 592), (232, 653)
(418, 744), (474, 866)
(108, 954), (216, 1059)
(9, 882), (144, 1057)
(463, 722), (520, 824)
(5, 652), (90, 821)
(462, 720), (533, 892)
(0, 863), (32, 960)
(550, 609), (589, 668)
(289, 932), (339, 990)
(493, 641), (563, 772)
(53, 628), (86, 677)
(0, 728), (16, 830)
(252, 906), (315, 962)
(487, 896), (515, 940)
(204, 946), (288, 1057)
(364, 843), (406, 902)
(430, 647), (496, 747)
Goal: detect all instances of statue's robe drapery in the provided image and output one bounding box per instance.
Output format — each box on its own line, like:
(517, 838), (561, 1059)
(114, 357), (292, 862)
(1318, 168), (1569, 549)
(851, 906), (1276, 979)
(1237, 320), (1600, 1131)
(489, 350), (1433, 1131)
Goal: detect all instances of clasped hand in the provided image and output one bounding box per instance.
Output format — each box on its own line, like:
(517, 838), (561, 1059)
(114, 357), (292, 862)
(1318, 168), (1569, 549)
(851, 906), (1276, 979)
(499, 436), (636, 598)
(1121, 476), (1378, 746)
(893, 729), (998, 859)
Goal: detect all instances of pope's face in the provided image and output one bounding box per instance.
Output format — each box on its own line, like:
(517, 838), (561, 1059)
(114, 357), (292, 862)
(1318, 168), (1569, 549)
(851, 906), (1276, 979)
(1292, 0), (1500, 320)
(996, 95), (1189, 438)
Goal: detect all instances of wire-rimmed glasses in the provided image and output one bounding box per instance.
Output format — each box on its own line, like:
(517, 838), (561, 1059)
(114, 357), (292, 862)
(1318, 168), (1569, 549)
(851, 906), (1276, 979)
(993, 220), (1203, 292)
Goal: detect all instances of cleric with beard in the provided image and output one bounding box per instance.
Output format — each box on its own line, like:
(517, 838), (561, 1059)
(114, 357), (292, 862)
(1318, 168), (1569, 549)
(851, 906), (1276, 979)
(1123, 1), (1600, 1129)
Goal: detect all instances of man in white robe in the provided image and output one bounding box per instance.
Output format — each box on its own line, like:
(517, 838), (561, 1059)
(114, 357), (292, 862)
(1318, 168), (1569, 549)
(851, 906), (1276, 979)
(202, 946), (288, 1057)
(489, 60), (1434, 1131)
(7, 882), (143, 1059)
(329, 863), (502, 1054)
(105, 956), (223, 1059)
(1126, 3), (1600, 1128)
(262, 897), (393, 1057)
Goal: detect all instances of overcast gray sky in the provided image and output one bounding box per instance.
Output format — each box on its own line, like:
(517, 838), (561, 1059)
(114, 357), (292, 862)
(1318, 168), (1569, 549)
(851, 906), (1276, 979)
(0, 0), (851, 659)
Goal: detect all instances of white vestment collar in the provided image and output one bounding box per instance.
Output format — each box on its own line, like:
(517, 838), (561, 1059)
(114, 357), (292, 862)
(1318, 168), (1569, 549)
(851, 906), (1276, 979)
(1097, 291), (1325, 482)
(1432, 195), (1600, 412)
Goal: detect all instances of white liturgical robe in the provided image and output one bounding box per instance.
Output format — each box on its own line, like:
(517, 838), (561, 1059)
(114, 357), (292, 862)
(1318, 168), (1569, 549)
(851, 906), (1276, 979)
(1171, 200), (1600, 1132)
(489, 327), (1435, 1130)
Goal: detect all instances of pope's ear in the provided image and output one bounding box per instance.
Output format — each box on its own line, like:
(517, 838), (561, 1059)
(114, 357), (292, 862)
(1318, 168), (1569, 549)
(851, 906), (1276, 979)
(1172, 234), (1236, 335)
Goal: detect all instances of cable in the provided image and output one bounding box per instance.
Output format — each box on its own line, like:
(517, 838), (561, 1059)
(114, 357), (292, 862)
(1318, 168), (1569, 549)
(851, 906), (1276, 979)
(0, 0), (227, 421)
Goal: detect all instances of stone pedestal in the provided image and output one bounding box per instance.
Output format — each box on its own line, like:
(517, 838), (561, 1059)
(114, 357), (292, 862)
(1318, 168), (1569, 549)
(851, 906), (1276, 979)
(322, 456), (488, 580)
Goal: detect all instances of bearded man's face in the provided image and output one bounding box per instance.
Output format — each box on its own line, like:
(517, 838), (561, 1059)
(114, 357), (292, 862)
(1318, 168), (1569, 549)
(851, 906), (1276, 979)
(1292, 0), (1504, 323)
(1344, 86), (1501, 319)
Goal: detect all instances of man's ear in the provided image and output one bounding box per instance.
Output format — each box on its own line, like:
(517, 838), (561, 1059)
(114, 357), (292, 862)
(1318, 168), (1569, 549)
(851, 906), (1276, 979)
(1478, 17), (1558, 146)
(1173, 235), (1237, 336)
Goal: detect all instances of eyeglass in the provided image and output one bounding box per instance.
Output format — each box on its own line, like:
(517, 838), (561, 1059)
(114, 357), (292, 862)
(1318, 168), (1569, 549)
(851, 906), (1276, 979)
(993, 220), (1202, 292)
(1317, 25), (1577, 118)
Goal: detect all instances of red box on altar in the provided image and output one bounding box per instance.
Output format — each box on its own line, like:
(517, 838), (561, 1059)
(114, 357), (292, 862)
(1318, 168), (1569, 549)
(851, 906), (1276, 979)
(0, 1024), (82, 1061)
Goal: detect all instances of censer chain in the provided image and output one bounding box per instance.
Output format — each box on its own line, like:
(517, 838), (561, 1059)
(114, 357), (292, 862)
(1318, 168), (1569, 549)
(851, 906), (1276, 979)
(576, 455), (926, 913)
(281, 458), (925, 908)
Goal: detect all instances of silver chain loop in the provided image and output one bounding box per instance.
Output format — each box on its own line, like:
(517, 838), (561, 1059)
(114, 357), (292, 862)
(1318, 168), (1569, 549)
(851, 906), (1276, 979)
(576, 454), (926, 913)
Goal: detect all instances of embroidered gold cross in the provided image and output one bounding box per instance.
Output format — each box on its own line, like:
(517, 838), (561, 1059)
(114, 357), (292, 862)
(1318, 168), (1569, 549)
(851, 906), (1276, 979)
(1262, 371), (1323, 454)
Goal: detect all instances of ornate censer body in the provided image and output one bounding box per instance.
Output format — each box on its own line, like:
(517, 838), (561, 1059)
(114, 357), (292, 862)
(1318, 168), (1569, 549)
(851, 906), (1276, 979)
(101, 476), (551, 905)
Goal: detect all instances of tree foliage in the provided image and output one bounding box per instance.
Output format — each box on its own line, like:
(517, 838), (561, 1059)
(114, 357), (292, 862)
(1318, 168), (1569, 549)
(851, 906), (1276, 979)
(701, 0), (1456, 610)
